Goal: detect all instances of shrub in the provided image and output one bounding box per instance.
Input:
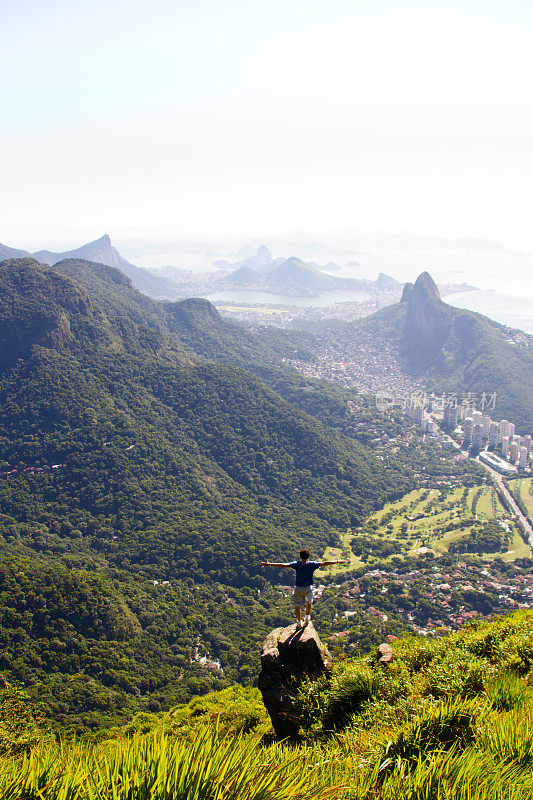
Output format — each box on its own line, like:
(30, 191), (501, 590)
(0, 686), (50, 756)
(322, 667), (379, 731)
(377, 698), (478, 779)
(420, 648), (492, 700)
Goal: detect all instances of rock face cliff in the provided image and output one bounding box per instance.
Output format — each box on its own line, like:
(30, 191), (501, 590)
(258, 622), (332, 739)
(401, 271), (451, 368)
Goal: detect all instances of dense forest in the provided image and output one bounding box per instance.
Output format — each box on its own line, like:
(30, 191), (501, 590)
(0, 256), (438, 731)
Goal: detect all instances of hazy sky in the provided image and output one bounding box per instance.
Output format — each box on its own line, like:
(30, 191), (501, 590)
(1, 0), (532, 250)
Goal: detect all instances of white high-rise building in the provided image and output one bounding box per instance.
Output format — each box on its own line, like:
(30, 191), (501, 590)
(509, 441), (519, 463)
(472, 410), (483, 426)
(488, 422), (499, 446)
(525, 435), (532, 456)
(472, 424), (483, 448)
(501, 436), (510, 459)
(463, 417), (474, 443)
(481, 415), (491, 437)
(519, 446), (528, 469)
(500, 419), (510, 438)
(508, 422), (515, 439)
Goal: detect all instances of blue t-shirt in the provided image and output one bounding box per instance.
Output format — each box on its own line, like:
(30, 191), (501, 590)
(290, 560), (321, 587)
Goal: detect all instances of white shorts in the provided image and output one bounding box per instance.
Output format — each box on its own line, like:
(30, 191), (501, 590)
(293, 586), (313, 607)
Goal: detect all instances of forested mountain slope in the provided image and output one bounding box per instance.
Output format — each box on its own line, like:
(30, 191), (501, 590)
(42, 256), (351, 428)
(0, 256), (414, 730)
(0, 259), (412, 577)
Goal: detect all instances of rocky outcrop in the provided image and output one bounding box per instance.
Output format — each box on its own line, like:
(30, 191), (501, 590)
(400, 282), (414, 302)
(258, 622), (332, 739)
(378, 643), (394, 663)
(401, 271), (451, 368)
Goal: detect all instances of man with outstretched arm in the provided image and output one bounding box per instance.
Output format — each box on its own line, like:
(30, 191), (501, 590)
(260, 549), (348, 629)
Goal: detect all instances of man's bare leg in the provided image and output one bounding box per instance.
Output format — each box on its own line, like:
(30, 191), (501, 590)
(304, 600), (312, 624)
(295, 605), (302, 627)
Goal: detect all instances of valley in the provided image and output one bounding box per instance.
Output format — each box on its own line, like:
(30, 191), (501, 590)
(0, 252), (531, 737)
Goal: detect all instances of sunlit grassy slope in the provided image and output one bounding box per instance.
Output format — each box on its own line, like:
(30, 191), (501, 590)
(337, 485), (530, 563)
(2, 610), (533, 799)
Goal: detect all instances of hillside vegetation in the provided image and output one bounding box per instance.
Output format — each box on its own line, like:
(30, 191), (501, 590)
(0, 256), (417, 730)
(2, 610), (533, 798)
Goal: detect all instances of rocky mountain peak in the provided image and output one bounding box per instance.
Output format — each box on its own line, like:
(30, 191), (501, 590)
(257, 244), (272, 262)
(401, 282), (414, 302)
(401, 271), (450, 367)
(412, 270), (441, 302)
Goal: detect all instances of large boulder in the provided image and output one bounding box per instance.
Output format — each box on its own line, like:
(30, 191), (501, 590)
(258, 622), (332, 739)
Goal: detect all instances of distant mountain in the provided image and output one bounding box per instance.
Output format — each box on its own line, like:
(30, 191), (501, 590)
(220, 256), (401, 298)
(376, 272), (400, 291)
(0, 242), (32, 261)
(224, 266), (263, 286)
(213, 244), (275, 271)
(211, 246), (407, 297)
(266, 257), (339, 294)
(32, 234), (177, 299)
(326, 271), (533, 433)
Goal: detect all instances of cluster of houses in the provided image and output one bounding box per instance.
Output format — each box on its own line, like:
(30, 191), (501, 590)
(329, 562), (533, 637)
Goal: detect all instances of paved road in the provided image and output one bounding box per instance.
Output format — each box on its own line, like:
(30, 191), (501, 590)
(475, 459), (533, 548)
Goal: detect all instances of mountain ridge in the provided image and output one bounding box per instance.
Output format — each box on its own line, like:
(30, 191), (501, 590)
(325, 271), (533, 432)
(0, 234), (178, 300)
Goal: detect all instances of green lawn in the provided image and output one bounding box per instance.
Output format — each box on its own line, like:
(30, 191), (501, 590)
(317, 530), (363, 578)
(432, 529), (470, 554)
(511, 478), (533, 522)
(331, 482), (528, 565)
(475, 487), (506, 519)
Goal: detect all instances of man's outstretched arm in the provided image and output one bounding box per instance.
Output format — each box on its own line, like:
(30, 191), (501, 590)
(320, 559), (348, 566)
(260, 561), (292, 568)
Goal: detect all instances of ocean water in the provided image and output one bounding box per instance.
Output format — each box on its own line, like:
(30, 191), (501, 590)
(128, 239), (533, 334)
(445, 290), (533, 334)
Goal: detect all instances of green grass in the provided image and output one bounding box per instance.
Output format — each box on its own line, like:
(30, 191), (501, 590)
(432, 529), (469, 554)
(317, 531), (362, 578)
(0, 728), (339, 800)
(3, 611), (533, 799)
(476, 487), (506, 518)
(509, 478), (533, 523)
(338, 483), (527, 563)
